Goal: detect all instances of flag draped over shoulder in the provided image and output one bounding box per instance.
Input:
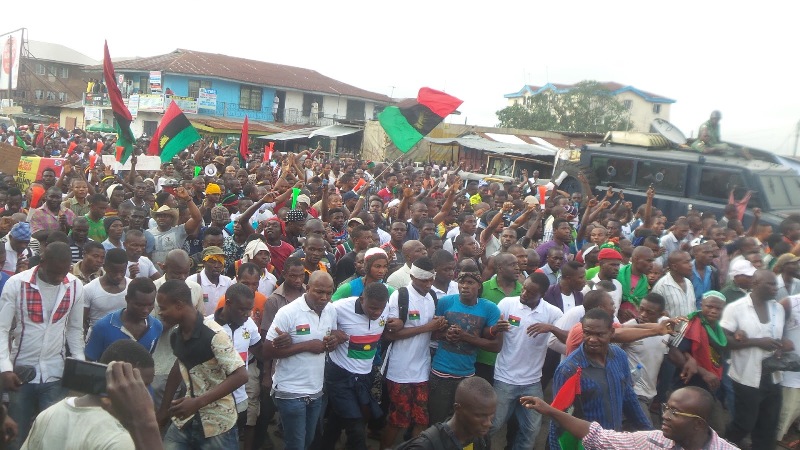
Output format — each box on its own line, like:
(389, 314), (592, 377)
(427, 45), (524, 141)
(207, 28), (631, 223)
(378, 87), (462, 153)
(148, 101), (201, 162)
(552, 368), (585, 450)
(103, 41), (136, 164)
(239, 116), (250, 166)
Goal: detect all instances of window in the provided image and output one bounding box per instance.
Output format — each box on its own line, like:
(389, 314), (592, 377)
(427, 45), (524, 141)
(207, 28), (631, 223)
(48, 65), (57, 76)
(59, 67), (69, 78)
(652, 104), (661, 114)
(188, 79), (212, 98)
(34, 90), (43, 99)
(698, 168), (745, 200)
(634, 161), (686, 194)
(139, 76), (149, 94)
(46, 91), (56, 100)
(143, 121), (158, 137)
(240, 85), (262, 110)
(623, 99), (632, 110)
(589, 156), (635, 187)
(302, 93), (324, 116)
(58, 92), (67, 102)
(346, 99), (365, 120)
(35, 63), (46, 75)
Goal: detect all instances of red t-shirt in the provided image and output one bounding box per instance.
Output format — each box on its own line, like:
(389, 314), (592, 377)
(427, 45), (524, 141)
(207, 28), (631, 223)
(267, 240), (295, 274)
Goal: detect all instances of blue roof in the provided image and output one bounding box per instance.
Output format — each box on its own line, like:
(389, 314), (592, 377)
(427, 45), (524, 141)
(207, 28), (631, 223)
(504, 82), (676, 104)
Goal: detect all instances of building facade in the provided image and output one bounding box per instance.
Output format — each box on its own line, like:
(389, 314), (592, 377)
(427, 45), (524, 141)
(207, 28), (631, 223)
(504, 81), (675, 132)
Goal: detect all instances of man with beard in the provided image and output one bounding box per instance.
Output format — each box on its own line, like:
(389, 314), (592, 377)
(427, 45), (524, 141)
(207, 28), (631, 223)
(30, 187), (75, 234)
(521, 387), (736, 449)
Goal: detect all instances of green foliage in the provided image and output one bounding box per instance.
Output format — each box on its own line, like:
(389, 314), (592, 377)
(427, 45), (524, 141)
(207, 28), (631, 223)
(496, 80), (633, 133)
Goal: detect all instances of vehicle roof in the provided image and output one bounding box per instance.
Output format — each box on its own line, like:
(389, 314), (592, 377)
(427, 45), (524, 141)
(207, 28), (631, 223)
(584, 143), (793, 174)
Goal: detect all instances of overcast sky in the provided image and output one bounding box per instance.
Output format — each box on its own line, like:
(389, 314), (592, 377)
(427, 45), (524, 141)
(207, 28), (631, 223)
(5, 0), (799, 154)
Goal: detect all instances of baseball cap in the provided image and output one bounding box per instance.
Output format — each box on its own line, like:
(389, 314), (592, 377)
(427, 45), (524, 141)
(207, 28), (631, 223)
(730, 259), (756, 278)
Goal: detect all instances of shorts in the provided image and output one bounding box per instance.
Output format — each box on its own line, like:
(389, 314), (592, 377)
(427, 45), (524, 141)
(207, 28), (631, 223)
(386, 380), (429, 428)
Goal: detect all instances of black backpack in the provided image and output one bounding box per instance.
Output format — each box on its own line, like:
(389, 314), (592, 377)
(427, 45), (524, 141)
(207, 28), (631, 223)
(394, 422), (487, 450)
(397, 287), (438, 322)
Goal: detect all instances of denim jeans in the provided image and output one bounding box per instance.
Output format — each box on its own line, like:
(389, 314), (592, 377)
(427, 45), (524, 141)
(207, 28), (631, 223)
(275, 395), (324, 450)
(8, 380), (68, 450)
(490, 380), (543, 450)
(163, 416), (239, 450)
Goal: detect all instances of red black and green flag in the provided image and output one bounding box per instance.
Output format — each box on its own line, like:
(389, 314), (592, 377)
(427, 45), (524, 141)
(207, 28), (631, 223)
(378, 87), (462, 153)
(508, 315), (521, 327)
(552, 368), (585, 450)
(347, 334), (380, 360)
(147, 101), (201, 162)
(295, 324), (311, 335)
(103, 41), (136, 164)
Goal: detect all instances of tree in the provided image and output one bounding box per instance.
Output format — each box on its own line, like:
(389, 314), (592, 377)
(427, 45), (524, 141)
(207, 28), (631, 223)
(496, 80), (633, 133)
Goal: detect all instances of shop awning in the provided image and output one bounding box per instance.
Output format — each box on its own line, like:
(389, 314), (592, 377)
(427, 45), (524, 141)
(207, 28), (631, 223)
(256, 124), (363, 141)
(425, 134), (555, 158)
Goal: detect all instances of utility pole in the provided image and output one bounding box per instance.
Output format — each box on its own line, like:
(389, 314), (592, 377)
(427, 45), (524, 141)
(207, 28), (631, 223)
(794, 120), (800, 158)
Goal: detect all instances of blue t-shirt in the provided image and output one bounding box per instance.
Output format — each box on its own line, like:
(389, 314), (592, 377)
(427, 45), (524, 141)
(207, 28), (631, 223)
(432, 294), (500, 377)
(85, 308), (164, 361)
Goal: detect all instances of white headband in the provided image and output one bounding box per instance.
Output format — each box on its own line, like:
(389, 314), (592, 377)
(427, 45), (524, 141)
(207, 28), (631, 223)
(410, 265), (435, 280)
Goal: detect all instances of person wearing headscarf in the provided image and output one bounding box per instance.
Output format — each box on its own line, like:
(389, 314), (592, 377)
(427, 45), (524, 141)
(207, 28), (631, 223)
(234, 238), (277, 297)
(332, 247), (394, 301)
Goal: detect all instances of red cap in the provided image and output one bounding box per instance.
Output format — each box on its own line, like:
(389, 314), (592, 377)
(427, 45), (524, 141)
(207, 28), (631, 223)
(598, 248), (623, 261)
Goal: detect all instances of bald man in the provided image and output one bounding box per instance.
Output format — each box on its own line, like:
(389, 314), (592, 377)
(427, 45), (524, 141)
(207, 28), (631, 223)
(521, 386), (737, 449)
(265, 271), (340, 450)
(401, 377), (496, 450)
(387, 240), (427, 289)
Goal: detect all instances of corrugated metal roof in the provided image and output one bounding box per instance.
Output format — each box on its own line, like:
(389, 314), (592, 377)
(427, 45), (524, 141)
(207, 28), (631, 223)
(27, 41), (99, 66)
(101, 49), (392, 104)
(256, 124), (362, 141)
(425, 134), (555, 158)
(190, 116), (287, 133)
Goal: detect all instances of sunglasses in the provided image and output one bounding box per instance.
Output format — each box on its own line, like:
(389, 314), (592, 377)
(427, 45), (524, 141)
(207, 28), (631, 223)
(661, 403), (705, 422)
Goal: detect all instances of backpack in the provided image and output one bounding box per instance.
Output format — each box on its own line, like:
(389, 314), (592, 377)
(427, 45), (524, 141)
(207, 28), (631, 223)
(394, 422), (487, 450)
(397, 286), (438, 323)
(394, 423), (448, 450)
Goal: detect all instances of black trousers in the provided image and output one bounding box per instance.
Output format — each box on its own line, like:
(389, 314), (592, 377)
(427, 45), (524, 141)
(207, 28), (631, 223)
(727, 373), (782, 450)
(320, 415), (367, 450)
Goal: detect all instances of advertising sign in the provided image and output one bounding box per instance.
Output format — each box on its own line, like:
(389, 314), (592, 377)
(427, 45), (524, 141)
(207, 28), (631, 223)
(127, 94), (139, 118)
(166, 94), (198, 115)
(84, 107), (101, 121)
(138, 94), (164, 112)
(0, 29), (23, 90)
(149, 71), (162, 92)
(198, 88), (217, 111)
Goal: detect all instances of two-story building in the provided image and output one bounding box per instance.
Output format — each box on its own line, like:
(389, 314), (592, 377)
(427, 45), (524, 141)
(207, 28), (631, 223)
(8, 40), (98, 123)
(504, 81), (675, 132)
(81, 48), (391, 145)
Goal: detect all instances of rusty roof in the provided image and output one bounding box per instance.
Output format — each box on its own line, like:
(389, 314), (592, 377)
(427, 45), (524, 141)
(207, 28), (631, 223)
(105, 49), (391, 104)
(189, 116), (288, 133)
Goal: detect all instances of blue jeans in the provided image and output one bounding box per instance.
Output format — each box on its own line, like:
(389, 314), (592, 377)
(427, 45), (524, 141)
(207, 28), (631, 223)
(275, 395), (324, 450)
(8, 381), (68, 450)
(490, 380), (543, 450)
(163, 416), (239, 450)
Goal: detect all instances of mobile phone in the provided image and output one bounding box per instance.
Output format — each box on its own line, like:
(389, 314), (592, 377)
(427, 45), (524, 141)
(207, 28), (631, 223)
(62, 358), (107, 394)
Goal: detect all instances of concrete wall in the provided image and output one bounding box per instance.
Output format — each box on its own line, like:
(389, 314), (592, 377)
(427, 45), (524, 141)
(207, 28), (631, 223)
(616, 91), (671, 132)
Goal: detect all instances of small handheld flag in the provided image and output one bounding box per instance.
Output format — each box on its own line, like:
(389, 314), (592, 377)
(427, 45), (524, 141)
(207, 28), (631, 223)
(239, 116), (250, 166)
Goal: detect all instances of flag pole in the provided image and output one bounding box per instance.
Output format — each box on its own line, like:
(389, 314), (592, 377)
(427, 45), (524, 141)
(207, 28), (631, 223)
(374, 153), (405, 181)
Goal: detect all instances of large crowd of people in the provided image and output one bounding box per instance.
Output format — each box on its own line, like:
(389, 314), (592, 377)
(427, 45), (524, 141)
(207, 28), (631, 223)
(0, 125), (798, 450)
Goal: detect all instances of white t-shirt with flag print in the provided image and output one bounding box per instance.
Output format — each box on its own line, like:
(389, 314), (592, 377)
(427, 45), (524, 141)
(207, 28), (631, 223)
(265, 295), (337, 396)
(207, 315), (261, 405)
(386, 285), (436, 383)
(330, 296), (388, 375)
(495, 296), (563, 386)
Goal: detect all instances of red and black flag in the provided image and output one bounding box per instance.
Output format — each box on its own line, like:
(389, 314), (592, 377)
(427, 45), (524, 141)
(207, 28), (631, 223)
(147, 101), (201, 162)
(378, 87), (462, 152)
(103, 41), (136, 164)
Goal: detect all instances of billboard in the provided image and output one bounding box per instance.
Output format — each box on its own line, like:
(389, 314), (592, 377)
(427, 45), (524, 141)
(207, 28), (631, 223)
(149, 71), (162, 92)
(0, 29), (24, 90)
(165, 94), (198, 115)
(198, 88), (217, 111)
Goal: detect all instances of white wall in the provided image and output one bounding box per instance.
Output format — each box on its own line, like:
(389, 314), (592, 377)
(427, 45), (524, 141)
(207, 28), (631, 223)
(365, 102), (375, 120)
(322, 95), (346, 119)
(284, 91), (304, 111)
